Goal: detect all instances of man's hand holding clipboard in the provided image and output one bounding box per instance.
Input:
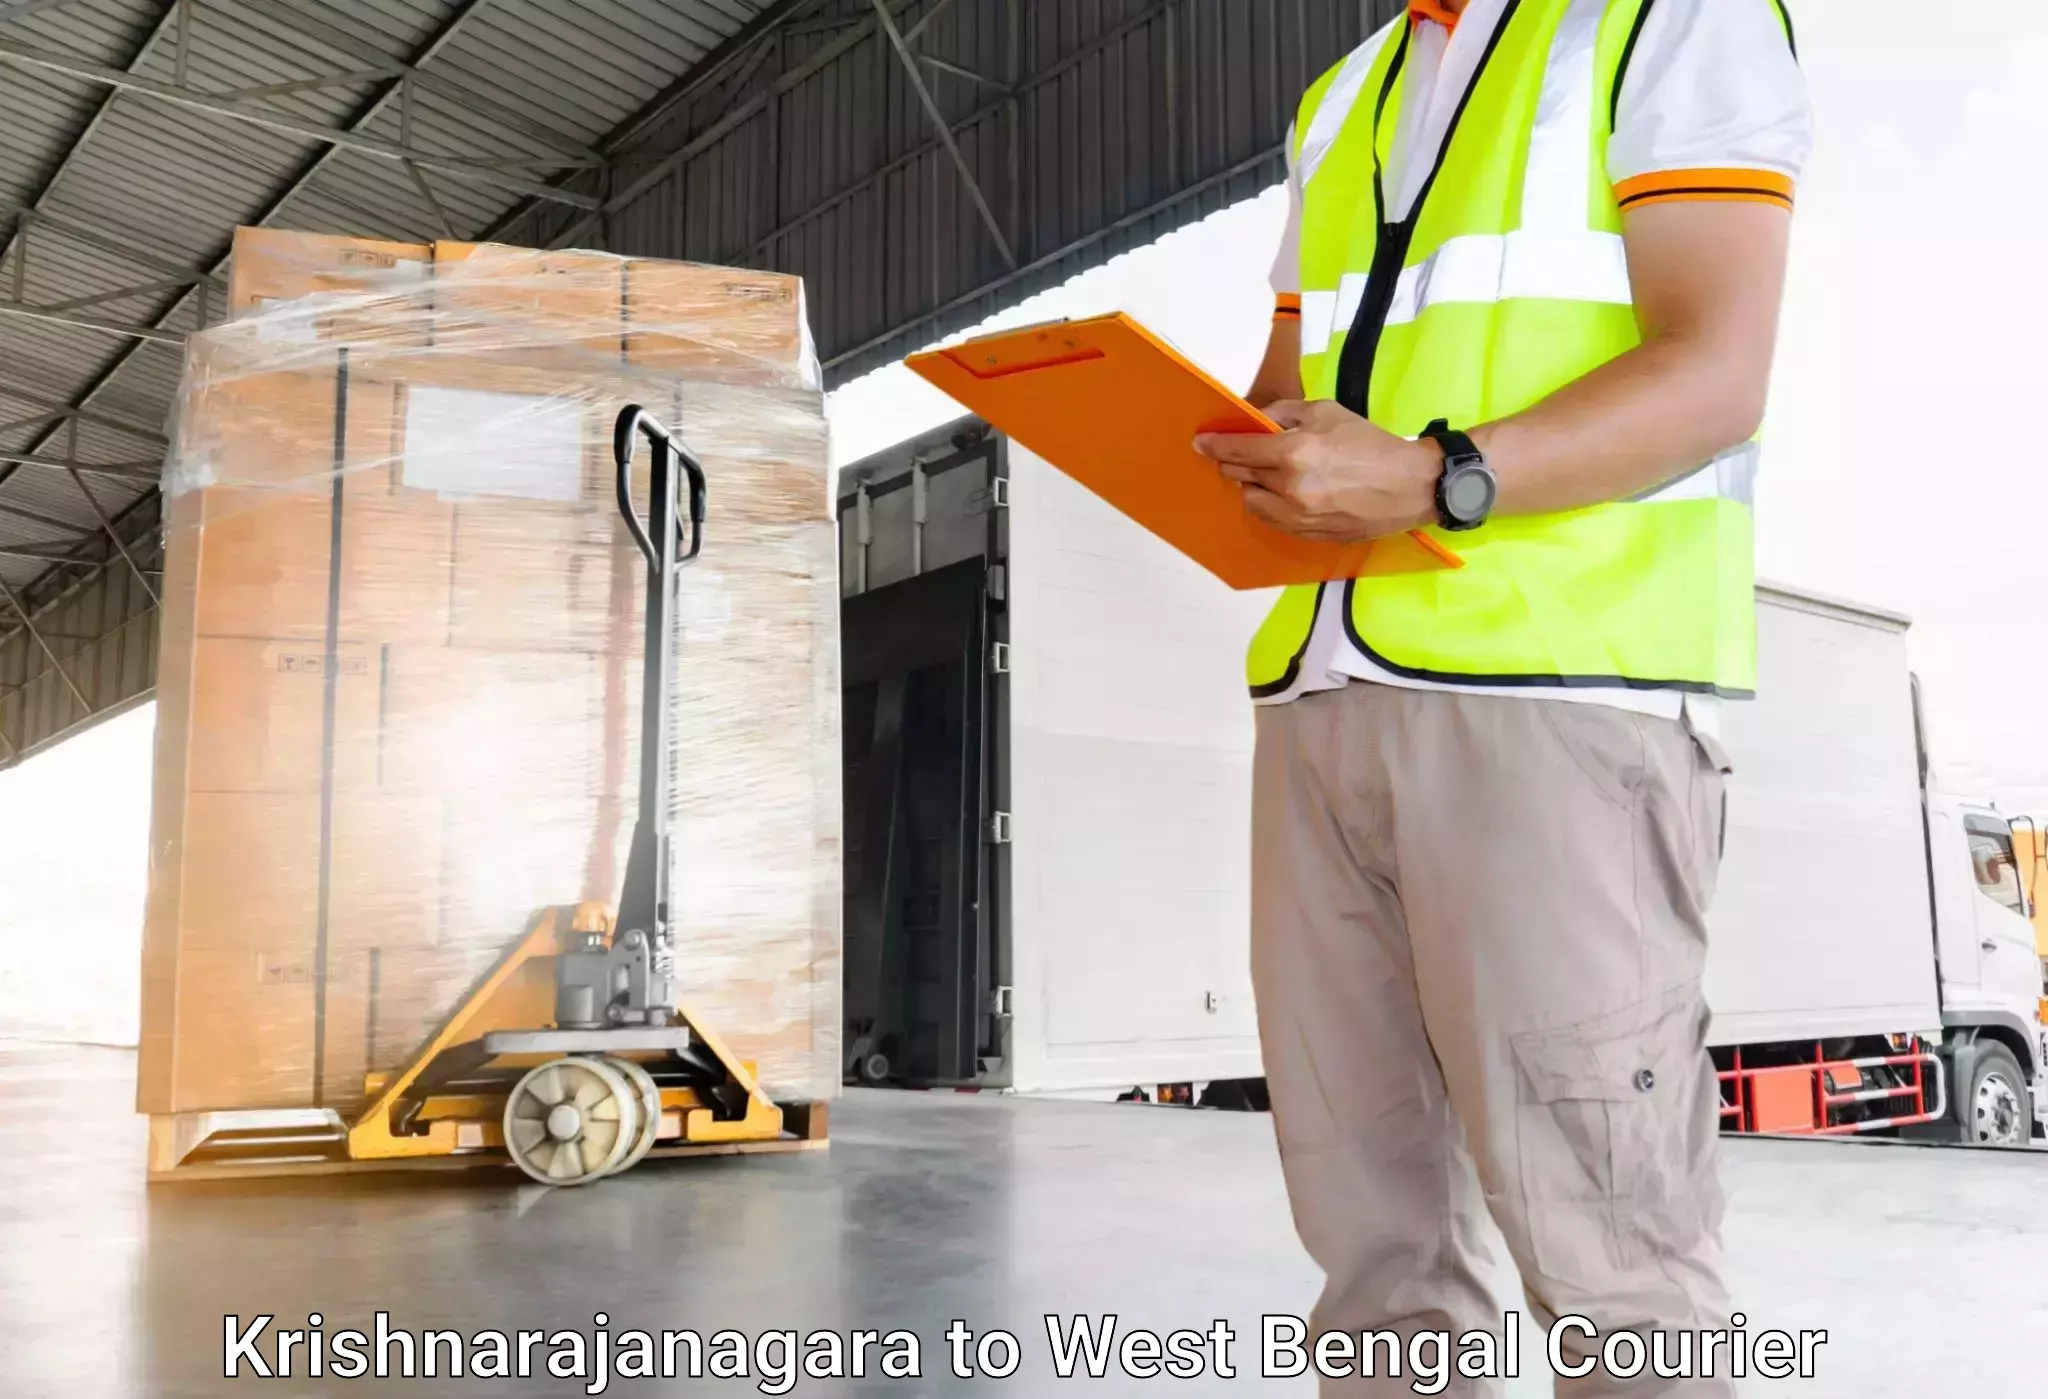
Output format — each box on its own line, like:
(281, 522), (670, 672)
(904, 312), (1462, 591)
(1193, 398), (1449, 546)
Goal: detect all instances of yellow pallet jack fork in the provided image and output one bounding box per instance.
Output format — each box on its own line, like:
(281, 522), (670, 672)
(331, 406), (783, 1183)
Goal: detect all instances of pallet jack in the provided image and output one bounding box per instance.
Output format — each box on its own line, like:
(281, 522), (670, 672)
(151, 406), (798, 1184)
(343, 406), (787, 1184)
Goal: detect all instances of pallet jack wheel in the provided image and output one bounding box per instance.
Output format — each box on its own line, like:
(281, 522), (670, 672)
(503, 1056), (641, 1186)
(606, 1056), (663, 1176)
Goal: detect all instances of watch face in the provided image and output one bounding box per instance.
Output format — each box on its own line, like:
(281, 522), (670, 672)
(1444, 465), (1495, 523)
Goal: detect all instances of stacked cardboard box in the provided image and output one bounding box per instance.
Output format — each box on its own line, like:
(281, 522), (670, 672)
(139, 230), (839, 1117)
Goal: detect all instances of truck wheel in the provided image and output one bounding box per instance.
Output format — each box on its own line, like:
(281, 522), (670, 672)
(1961, 1044), (2029, 1147)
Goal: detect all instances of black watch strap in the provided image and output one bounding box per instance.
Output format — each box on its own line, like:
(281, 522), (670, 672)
(1421, 418), (1495, 532)
(1421, 418), (1481, 466)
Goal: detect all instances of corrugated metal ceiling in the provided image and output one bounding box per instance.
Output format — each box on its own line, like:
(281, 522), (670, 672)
(0, 0), (782, 598)
(0, 0), (794, 765)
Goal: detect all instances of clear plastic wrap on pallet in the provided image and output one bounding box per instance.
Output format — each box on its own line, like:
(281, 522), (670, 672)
(139, 230), (840, 1118)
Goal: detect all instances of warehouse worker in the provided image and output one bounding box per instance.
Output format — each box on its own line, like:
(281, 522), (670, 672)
(1194, 0), (1808, 1394)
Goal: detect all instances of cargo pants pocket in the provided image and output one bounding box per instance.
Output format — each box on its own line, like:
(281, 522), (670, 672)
(1685, 725), (1734, 910)
(1509, 992), (1706, 1289)
(1539, 701), (1647, 812)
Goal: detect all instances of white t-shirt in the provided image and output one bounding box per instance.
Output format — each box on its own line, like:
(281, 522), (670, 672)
(1263, 0), (1814, 732)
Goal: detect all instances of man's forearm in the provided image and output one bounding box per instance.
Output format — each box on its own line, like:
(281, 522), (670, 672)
(1469, 327), (1771, 519)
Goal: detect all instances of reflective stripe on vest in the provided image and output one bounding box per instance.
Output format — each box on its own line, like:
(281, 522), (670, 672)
(1302, 231), (1630, 354)
(1249, 0), (1761, 701)
(1296, 23), (1401, 191)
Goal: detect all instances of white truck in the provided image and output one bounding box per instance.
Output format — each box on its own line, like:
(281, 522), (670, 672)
(1707, 589), (2046, 1145)
(837, 419), (2047, 1143)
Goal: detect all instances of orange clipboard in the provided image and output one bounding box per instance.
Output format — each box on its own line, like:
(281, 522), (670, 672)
(904, 312), (1463, 590)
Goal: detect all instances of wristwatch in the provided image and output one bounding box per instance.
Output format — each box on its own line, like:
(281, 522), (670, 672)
(1421, 418), (1497, 532)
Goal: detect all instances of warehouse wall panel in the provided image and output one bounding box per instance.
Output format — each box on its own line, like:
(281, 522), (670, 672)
(0, 493), (161, 768)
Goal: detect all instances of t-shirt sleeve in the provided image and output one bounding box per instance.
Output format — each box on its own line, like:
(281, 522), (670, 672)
(1607, 0), (1813, 212)
(1269, 120), (1304, 315)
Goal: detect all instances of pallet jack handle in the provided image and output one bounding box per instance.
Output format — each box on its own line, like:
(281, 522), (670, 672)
(613, 405), (707, 567)
(609, 405), (708, 984)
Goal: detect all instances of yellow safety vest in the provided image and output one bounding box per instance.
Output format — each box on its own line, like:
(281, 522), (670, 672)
(1247, 0), (1768, 700)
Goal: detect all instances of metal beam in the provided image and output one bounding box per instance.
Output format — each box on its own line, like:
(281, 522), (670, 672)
(871, 0), (1012, 265)
(213, 66), (407, 103)
(916, 52), (1003, 90)
(825, 140), (1288, 370)
(0, 0), (91, 24)
(223, 0), (506, 245)
(0, 573), (90, 710)
(66, 460), (158, 605)
(0, 408), (67, 435)
(745, 0), (1171, 264)
(538, 0), (919, 252)
(0, 38), (601, 208)
(0, 297), (185, 344)
(0, 448), (159, 481)
(268, 2), (601, 162)
(745, 92), (1006, 261)
(0, 3), (180, 302)
(901, 0), (967, 47)
(485, 0), (832, 249)
(0, 385), (166, 444)
(0, 491), (162, 642)
(0, 0), (498, 642)
(0, 203), (226, 290)
(450, 154), (606, 171)
(783, 11), (869, 40)
(906, 162), (1282, 367)
(590, 0), (823, 160)
(404, 160), (457, 240)
(0, 501), (96, 536)
(396, 77), (458, 238)
(32, 276), (196, 315)
(0, 0), (211, 495)
(172, 0), (189, 86)
(0, 425), (168, 610)
(0, 540), (89, 563)
(7, 629), (144, 643)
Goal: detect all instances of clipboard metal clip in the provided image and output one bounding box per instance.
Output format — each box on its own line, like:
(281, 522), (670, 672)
(942, 334), (1106, 381)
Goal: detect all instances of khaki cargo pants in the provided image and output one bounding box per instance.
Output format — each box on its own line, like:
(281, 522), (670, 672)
(1251, 683), (1734, 1398)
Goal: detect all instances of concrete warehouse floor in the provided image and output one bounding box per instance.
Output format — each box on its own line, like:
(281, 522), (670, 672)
(1, 1041), (2044, 1397)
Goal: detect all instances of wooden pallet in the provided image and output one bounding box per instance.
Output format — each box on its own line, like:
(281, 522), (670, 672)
(147, 1101), (829, 1184)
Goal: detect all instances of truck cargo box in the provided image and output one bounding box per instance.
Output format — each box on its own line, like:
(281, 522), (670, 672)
(1707, 588), (1941, 1046)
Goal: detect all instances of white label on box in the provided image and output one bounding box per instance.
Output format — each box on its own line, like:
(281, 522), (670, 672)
(402, 386), (586, 502)
(251, 294), (324, 344)
(336, 251), (429, 281)
(679, 569), (733, 644)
